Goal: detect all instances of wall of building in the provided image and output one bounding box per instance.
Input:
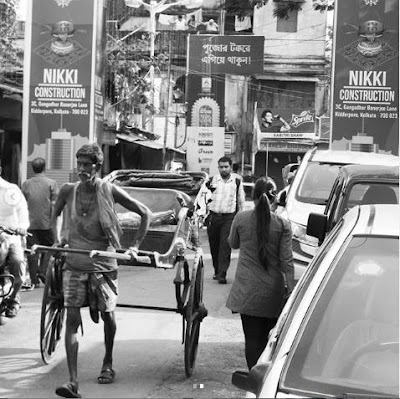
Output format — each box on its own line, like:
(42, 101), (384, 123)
(253, 0), (327, 59)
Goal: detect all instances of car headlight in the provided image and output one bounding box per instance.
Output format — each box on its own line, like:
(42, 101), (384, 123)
(290, 220), (318, 247)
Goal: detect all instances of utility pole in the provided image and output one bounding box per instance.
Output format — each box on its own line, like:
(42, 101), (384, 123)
(162, 41), (172, 169)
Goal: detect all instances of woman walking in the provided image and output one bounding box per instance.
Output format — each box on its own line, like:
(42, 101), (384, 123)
(227, 177), (294, 369)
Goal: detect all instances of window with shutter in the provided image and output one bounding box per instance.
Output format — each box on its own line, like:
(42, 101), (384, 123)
(276, 5), (298, 32)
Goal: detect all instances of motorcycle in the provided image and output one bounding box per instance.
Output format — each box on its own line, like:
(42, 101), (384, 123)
(0, 227), (21, 325)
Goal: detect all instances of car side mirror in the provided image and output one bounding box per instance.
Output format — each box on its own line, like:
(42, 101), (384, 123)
(232, 362), (272, 396)
(307, 213), (327, 246)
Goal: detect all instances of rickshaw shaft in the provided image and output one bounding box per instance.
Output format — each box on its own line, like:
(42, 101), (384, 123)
(116, 303), (181, 313)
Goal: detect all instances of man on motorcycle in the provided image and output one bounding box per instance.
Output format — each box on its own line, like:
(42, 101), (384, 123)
(0, 162), (30, 318)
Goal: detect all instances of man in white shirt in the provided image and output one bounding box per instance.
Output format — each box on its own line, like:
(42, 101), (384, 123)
(172, 15), (187, 31)
(203, 156), (245, 284)
(0, 162), (29, 318)
(204, 19), (219, 31)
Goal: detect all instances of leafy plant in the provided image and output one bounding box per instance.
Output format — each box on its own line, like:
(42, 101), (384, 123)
(226, 0), (308, 20)
(273, 1), (304, 19)
(0, 0), (23, 73)
(105, 33), (171, 128)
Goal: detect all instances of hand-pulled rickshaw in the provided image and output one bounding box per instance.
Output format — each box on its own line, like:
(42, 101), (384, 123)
(32, 170), (209, 377)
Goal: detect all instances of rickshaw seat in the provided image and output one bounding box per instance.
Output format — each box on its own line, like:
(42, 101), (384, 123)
(115, 187), (193, 253)
(115, 186), (192, 215)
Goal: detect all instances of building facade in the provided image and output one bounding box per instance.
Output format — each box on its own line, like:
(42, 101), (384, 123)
(248, 0), (329, 189)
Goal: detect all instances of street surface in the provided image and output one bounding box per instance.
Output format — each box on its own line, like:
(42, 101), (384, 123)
(0, 230), (247, 398)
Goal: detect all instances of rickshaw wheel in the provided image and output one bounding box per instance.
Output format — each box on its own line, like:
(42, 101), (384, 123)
(40, 254), (65, 364)
(184, 254), (207, 377)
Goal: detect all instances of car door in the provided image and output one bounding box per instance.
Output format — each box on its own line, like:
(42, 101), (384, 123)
(256, 220), (349, 397)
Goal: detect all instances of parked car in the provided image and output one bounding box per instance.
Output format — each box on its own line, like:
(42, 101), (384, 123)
(307, 164), (399, 245)
(232, 204), (399, 398)
(277, 147), (399, 280)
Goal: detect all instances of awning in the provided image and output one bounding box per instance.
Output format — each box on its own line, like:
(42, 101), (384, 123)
(0, 83), (23, 94)
(116, 133), (185, 154)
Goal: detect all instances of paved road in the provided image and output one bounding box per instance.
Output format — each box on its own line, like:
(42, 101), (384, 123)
(0, 230), (247, 398)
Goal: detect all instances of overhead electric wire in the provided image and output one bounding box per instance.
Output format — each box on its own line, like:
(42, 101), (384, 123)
(105, 2), (330, 107)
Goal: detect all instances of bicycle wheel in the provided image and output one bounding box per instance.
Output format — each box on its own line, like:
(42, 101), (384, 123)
(40, 254), (65, 364)
(184, 252), (207, 377)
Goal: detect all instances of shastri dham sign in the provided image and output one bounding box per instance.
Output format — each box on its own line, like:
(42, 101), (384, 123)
(188, 35), (264, 75)
(330, 0), (399, 154)
(22, 0), (106, 186)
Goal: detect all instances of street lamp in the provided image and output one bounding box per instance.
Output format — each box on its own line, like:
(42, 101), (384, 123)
(125, 0), (202, 133)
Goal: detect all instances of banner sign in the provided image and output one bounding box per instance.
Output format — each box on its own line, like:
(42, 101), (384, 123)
(186, 127), (225, 175)
(188, 35), (264, 75)
(186, 74), (225, 127)
(22, 0), (105, 185)
(256, 107), (316, 139)
(330, 0), (399, 154)
(259, 141), (314, 153)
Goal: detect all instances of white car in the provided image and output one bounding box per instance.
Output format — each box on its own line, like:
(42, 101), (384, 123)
(233, 204), (399, 398)
(277, 148), (399, 281)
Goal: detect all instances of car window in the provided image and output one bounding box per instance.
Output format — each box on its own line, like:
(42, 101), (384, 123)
(282, 236), (399, 397)
(273, 220), (344, 353)
(346, 183), (399, 211)
(295, 163), (342, 205)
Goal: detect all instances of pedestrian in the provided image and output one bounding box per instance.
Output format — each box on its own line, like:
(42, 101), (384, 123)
(204, 156), (245, 284)
(22, 157), (58, 287)
(53, 144), (152, 398)
(204, 18), (219, 31)
(261, 109), (291, 132)
(227, 176), (294, 370)
(0, 160), (29, 318)
(276, 170), (295, 207)
(171, 14), (187, 30)
(188, 15), (197, 31)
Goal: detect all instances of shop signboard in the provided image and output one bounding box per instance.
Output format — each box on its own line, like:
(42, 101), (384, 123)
(188, 35), (264, 75)
(22, 0), (106, 185)
(259, 141), (314, 153)
(255, 106), (317, 139)
(186, 72), (225, 174)
(186, 127), (225, 175)
(330, 0), (399, 154)
(186, 73), (225, 128)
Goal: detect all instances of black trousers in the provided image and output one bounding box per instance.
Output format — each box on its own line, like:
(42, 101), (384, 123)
(206, 213), (235, 278)
(26, 229), (55, 284)
(240, 314), (278, 370)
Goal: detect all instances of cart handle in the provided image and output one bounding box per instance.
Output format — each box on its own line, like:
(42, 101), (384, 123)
(30, 244), (155, 265)
(89, 249), (155, 265)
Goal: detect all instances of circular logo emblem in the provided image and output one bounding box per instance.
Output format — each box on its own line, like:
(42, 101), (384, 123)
(4, 188), (22, 206)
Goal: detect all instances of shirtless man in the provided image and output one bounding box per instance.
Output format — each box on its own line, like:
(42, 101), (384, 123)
(54, 144), (152, 398)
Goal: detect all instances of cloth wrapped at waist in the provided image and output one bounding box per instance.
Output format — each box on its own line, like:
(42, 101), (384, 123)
(118, 209), (177, 229)
(88, 271), (118, 323)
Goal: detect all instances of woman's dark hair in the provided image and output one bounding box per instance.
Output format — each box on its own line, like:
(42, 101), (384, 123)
(253, 177), (277, 269)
